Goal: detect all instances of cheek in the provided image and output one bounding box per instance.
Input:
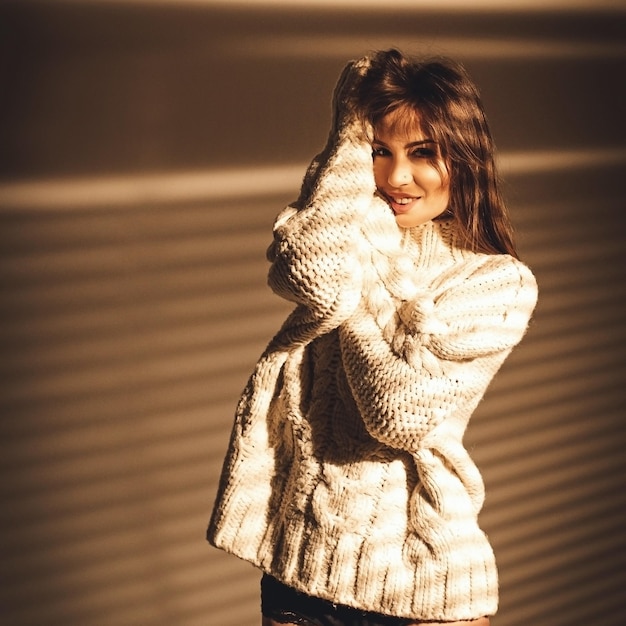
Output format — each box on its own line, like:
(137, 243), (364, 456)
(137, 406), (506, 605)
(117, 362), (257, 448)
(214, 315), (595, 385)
(433, 180), (450, 211)
(372, 160), (386, 188)
(420, 165), (450, 213)
(418, 164), (447, 193)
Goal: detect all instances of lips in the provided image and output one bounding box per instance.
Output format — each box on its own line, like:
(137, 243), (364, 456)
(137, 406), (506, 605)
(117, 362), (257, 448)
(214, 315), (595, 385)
(384, 193), (420, 215)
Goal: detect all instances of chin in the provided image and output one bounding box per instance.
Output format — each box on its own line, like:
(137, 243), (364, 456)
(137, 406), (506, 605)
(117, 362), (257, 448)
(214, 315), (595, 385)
(395, 213), (429, 228)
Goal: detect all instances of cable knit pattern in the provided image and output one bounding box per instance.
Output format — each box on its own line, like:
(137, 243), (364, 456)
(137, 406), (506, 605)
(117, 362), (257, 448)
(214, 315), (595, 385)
(265, 56), (377, 345)
(208, 57), (538, 621)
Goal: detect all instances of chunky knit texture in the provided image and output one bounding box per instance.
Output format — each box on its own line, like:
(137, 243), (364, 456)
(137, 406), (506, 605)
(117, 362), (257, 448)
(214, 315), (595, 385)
(208, 58), (538, 621)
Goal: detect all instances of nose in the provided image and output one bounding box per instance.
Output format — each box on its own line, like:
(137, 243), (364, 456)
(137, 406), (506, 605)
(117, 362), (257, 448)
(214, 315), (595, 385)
(387, 157), (412, 187)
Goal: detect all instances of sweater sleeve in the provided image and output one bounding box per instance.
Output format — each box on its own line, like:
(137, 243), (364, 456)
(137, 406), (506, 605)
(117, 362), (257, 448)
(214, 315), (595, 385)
(266, 61), (377, 334)
(265, 151), (371, 331)
(338, 255), (538, 451)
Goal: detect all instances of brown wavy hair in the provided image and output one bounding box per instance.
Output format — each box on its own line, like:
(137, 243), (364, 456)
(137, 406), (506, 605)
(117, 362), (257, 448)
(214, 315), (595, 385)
(354, 49), (518, 258)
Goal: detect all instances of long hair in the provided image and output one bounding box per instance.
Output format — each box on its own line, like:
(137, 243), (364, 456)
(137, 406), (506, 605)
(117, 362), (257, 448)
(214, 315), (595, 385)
(354, 49), (518, 258)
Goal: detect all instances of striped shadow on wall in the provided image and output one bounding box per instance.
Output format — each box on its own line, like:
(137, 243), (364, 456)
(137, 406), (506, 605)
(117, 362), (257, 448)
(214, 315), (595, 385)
(1, 147), (625, 626)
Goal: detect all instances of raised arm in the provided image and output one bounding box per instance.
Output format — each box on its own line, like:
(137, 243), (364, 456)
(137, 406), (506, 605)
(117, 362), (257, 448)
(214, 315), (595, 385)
(266, 58), (379, 336)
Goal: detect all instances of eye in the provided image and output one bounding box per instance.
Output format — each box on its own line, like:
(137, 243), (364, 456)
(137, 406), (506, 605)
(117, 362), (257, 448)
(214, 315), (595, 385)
(410, 146), (437, 159)
(372, 146), (390, 158)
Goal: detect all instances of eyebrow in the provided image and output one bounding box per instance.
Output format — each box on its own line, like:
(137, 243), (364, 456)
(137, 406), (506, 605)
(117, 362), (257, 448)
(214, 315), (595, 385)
(372, 138), (437, 148)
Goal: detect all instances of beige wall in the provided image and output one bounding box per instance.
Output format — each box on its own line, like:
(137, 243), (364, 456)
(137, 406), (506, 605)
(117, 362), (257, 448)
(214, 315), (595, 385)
(1, 2), (625, 625)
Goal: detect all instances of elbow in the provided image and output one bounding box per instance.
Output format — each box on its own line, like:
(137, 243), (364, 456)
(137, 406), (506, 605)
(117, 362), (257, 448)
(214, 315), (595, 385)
(360, 403), (442, 452)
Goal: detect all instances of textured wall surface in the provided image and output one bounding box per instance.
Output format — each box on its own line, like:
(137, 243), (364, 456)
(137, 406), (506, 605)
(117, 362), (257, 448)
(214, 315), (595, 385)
(1, 2), (625, 625)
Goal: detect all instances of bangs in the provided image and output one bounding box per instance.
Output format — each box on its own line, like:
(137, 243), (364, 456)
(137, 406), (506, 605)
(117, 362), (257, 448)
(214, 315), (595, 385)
(374, 104), (425, 138)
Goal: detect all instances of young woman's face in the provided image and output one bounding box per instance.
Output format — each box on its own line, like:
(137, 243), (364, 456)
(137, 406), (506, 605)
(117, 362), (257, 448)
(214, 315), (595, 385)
(372, 109), (450, 228)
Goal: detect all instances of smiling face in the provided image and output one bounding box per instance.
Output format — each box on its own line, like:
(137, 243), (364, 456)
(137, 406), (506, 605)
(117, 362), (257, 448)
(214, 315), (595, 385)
(372, 107), (450, 228)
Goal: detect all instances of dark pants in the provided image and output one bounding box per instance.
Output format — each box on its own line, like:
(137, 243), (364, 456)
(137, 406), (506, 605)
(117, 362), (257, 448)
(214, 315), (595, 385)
(260, 573), (419, 626)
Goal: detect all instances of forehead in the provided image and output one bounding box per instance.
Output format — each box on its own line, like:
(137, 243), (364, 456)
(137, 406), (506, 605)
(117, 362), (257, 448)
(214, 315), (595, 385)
(374, 106), (426, 140)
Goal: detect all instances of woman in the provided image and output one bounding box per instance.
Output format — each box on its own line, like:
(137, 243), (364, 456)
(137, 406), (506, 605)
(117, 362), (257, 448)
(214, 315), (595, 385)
(208, 49), (538, 626)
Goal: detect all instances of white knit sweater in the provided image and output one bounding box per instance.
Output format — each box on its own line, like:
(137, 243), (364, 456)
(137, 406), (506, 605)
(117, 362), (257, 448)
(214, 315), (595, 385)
(208, 58), (538, 621)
